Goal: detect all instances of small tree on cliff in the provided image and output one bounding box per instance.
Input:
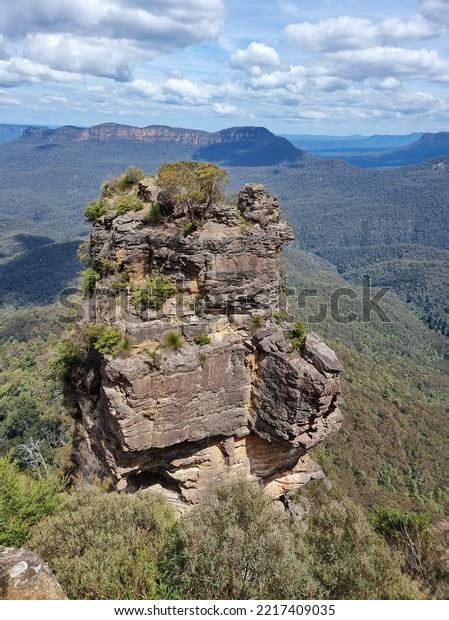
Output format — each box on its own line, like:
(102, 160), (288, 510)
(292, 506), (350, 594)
(157, 161), (228, 217)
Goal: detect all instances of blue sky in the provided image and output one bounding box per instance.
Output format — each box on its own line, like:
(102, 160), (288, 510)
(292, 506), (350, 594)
(0, 0), (448, 134)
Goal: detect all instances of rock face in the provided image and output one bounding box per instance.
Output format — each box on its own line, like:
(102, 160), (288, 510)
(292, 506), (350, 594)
(0, 548), (66, 600)
(69, 180), (342, 508)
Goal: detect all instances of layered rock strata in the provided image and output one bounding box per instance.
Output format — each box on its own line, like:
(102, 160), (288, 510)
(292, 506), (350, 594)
(70, 180), (343, 509)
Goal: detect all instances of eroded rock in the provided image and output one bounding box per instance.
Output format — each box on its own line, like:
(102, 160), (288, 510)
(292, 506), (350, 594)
(0, 548), (66, 600)
(69, 181), (343, 507)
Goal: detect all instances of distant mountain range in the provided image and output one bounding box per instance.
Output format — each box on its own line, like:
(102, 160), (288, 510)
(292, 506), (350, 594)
(0, 122), (448, 336)
(22, 123), (305, 167)
(284, 130), (449, 168)
(344, 131), (449, 168)
(282, 132), (423, 153)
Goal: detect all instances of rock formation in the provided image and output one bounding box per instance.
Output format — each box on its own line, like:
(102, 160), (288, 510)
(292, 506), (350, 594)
(0, 548), (66, 600)
(68, 175), (342, 510)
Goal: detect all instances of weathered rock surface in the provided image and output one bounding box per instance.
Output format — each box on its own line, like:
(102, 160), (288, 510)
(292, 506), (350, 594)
(0, 548), (66, 600)
(70, 180), (343, 508)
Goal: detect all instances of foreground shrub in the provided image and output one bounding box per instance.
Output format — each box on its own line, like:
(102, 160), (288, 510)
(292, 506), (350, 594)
(163, 331), (184, 350)
(84, 324), (130, 356)
(290, 321), (306, 349)
(157, 161), (228, 216)
(372, 506), (446, 593)
(306, 498), (423, 599)
(116, 166), (145, 192)
(80, 267), (101, 296)
(194, 334), (211, 346)
(132, 274), (176, 311)
(113, 195), (144, 215)
(30, 487), (176, 600)
(84, 199), (107, 221)
(0, 455), (61, 547)
(164, 480), (319, 599)
(142, 202), (162, 224)
(52, 338), (86, 381)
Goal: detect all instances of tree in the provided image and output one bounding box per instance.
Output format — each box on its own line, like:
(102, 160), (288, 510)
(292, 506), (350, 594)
(163, 480), (319, 599)
(157, 161), (228, 217)
(0, 455), (61, 547)
(306, 497), (424, 599)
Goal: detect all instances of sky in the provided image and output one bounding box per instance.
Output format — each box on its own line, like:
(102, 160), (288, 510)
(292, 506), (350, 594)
(0, 0), (449, 134)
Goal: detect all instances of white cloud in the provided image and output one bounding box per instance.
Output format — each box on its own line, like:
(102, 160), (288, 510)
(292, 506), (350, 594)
(0, 0), (225, 83)
(0, 0), (225, 45)
(213, 102), (238, 115)
(327, 47), (449, 82)
(0, 56), (81, 87)
(420, 0), (449, 26)
(230, 42), (282, 76)
(285, 15), (439, 52)
(23, 34), (141, 81)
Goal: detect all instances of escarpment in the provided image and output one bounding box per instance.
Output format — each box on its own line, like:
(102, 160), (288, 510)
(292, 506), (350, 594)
(68, 169), (343, 509)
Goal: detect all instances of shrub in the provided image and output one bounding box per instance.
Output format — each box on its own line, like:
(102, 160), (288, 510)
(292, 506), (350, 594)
(84, 199), (107, 221)
(113, 195), (144, 215)
(111, 268), (131, 291)
(249, 314), (265, 329)
(132, 274), (176, 311)
(80, 267), (101, 296)
(290, 321), (306, 349)
(116, 166), (145, 192)
(163, 480), (319, 599)
(157, 161), (228, 216)
(142, 202), (162, 224)
(30, 487), (176, 600)
(194, 334), (211, 346)
(183, 219), (199, 236)
(76, 240), (90, 264)
(83, 325), (129, 357)
(371, 506), (437, 583)
(0, 455), (62, 547)
(306, 498), (423, 599)
(101, 176), (120, 197)
(163, 331), (184, 350)
(273, 310), (290, 324)
(52, 337), (86, 381)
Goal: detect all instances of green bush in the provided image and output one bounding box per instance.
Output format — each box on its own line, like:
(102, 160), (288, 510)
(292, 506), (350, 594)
(84, 199), (107, 221)
(290, 321), (306, 349)
(101, 176), (120, 197)
(0, 455), (62, 547)
(113, 195), (144, 215)
(142, 202), (162, 224)
(194, 334), (211, 346)
(30, 487), (176, 600)
(183, 219), (199, 236)
(80, 267), (101, 296)
(157, 161), (228, 216)
(306, 498), (423, 599)
(116, 166), (145, 192)
(249, 314), (264, 329)
(111, 268), (131, 291)
(163, 480), (319, 599)
(52, 338), (86, 381)
(83, 325), (130, 357)
(273, 310), (290, 323)
(163, 331), (184, 350)
(132, 274), (176, 311)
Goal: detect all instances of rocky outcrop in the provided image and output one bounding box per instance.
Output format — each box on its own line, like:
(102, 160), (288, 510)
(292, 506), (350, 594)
(0, 548), (66, 600)
(69, 179), (342, 509)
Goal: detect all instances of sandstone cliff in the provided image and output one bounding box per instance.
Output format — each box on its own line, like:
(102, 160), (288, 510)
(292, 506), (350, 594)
(68, 176), (342, 510)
